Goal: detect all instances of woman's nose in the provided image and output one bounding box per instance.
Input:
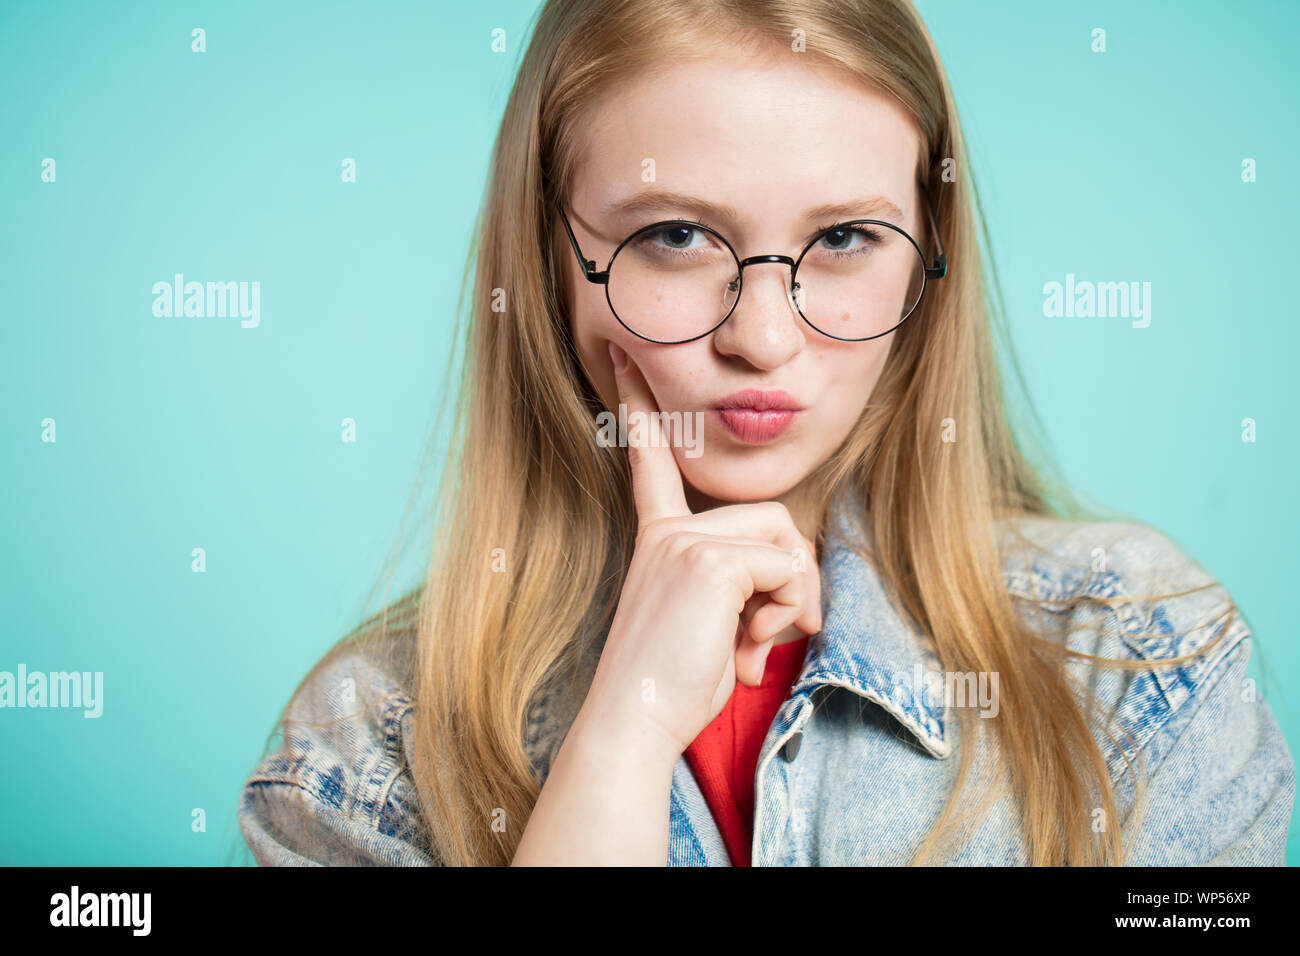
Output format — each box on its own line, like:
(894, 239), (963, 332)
(710, 261), (805, 369)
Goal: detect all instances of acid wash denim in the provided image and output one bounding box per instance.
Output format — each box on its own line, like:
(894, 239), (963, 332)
(238, 493), (1295, 865)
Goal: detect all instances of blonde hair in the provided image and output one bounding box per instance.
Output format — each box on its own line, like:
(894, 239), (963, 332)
(264, 0), (1241, 866)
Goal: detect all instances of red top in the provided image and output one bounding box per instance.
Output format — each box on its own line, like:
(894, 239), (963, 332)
(683, 635), (810, 867)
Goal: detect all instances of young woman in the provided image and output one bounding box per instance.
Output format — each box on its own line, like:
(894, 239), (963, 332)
(237, 0), (1294, 866)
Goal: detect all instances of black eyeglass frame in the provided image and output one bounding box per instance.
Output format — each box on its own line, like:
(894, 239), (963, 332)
(553, 187), (948, 344)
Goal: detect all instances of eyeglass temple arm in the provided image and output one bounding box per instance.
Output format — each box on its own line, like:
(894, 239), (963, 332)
(554, 196), (610, 285)
(921, 187), (947, 280)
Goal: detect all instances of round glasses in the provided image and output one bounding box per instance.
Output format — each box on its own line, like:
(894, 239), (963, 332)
(555, 191), (947, 344)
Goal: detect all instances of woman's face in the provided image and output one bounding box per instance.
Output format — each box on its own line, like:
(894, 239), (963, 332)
(563, 46), (924, 510)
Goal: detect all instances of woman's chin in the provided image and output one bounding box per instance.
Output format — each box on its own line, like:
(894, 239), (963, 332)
(677, 457), (808, 507)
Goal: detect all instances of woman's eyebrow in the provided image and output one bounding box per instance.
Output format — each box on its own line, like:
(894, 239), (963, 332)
(601, 189), (904, 225)
(804, 195), (905, 225)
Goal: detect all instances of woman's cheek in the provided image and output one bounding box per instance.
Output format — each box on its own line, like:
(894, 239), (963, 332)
(622, 349), (695, 408)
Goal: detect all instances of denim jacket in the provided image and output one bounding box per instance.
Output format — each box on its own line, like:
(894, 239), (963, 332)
(238, 494), (1295, 865)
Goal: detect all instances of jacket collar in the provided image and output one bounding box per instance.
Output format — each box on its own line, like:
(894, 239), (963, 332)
(791, 488), (954, 759)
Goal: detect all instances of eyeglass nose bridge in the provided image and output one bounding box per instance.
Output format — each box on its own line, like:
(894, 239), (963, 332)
(738, 254), (795, 268)
(726, 253), (797, 295)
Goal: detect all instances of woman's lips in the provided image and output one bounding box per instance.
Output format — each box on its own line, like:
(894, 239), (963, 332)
(715, 408), (796, 443)
(713, 389), (802, 444)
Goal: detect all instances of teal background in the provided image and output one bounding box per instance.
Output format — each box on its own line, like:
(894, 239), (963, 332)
(1, 0), (1296, 865)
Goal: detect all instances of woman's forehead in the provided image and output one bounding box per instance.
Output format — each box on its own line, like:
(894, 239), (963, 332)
(569, 53), (922, 230)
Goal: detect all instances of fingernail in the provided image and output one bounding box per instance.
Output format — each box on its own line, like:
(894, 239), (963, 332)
(608, 341), (627, 372)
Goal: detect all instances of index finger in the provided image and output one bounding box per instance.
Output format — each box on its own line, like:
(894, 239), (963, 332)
(608, 342), (692, 527)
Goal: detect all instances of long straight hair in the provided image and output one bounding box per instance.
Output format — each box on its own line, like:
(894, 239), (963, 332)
(272, 0), (1238, 867)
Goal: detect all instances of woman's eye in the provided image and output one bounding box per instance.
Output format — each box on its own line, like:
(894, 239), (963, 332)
(654, 225), (705, 250)
(816, 226), (880, 253)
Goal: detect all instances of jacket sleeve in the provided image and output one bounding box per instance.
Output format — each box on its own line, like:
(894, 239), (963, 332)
(1123, 633), (1295, 865)
(237, 650), (442, 866)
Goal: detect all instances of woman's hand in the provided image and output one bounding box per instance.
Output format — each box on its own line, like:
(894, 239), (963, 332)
(581, 342), (823, 762)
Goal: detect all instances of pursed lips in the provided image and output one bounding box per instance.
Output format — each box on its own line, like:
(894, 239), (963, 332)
(713, 388), (802, 443)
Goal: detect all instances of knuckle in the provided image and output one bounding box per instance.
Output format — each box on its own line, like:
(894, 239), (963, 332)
(647, 516), (684, 541)
(638, 519), (690, 560)
(681, 539), (730, 580)
(763, 500), (794, 526)
(635, 517), (672, 550)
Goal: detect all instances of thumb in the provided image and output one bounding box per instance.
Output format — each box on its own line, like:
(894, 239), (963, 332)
(734, 631), (776, 688)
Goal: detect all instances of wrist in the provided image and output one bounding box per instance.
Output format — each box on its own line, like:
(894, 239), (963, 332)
(571, 685), (684, 774)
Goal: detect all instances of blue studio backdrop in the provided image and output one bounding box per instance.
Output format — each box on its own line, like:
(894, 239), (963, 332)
(1, 0), (1296, 864)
